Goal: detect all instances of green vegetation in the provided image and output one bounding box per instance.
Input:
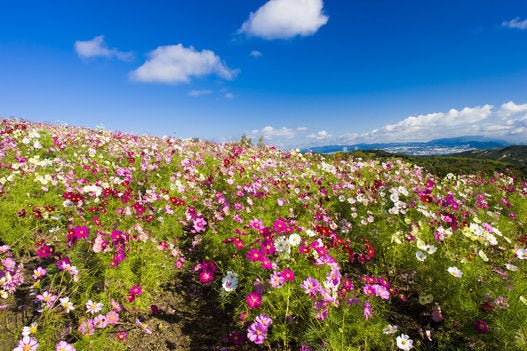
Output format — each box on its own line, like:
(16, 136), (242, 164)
(330, 147), (527, 179)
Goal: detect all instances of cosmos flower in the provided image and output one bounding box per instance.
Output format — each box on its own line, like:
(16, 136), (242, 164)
(222, 271), (239, 292)
(85, 300), (103, 314)
(56, 340), (76, 351)
(383, 324), (398, 334)
(246, 292), (262, 309)
(14, 336), (39, 351)
(396, 334), (413, 350)
(447, 266), (463, 278)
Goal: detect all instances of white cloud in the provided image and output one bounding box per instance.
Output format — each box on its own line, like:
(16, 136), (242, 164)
(309, 130), (331, 142)
(74, 35), (133, 61)
(239, 0), (328, 40)
(188, 89), (212, 97)
(224, 92), (235, 99)
(352, 105), (494, 143)
(244, 102), (527, 149)
(130, 44), (239, 84)
(251, 126), (298, 140)
(502, 17), (527, 30)
(250, 50), (263, 57)
(338, 103), (527, 145)
(497, 101), (527, 118)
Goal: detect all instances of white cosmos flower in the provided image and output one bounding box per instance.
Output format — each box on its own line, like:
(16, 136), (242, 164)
(222, 271), (239, 292)
(416, 251), (427, 262)
(289, 233), (301, 247)
(448, 266), (463, 278)
(396, 334), (413, 350)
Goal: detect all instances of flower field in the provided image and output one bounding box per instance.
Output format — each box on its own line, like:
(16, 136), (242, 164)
(1, 118), (526, 350)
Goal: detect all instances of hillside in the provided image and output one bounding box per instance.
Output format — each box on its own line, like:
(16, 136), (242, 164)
(334, 146), (527, 179)
(453, 145), (527, 165)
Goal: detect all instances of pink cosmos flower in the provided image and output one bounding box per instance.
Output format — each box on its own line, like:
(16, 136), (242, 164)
(56, 340), (76, 351)
(105, 310), (119, 325)
(363, 300), (373, 319)
(32, 266), (47, 280)
(135, 318), (152, 334)
(37, 291), (58, 308)
(374, 284), (390, 300)
(117, 331), (127, 342)
(94, 314), (108, 329)
(301, 277), (321, 298)
(255, 313), (273, 327)
(86, 300), (103, 314)
(79, 319), (95, 336)
(110, 299), (122, 312)
(247, 321), (267, 345)
(14, 336), (39, 351)
(246, 292), (262, 309)
(363, 284), (376, 296)
(269, 271), (285, 288)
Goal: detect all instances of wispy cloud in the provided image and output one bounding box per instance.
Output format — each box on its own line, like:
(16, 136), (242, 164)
(502, 17), (527, 30)
(238, 0), (328, 40)
(250, 50), (263, 57)
(130, 44), (239, 84)
(74, 35), (133, 61)
(188, 89), (212, 97)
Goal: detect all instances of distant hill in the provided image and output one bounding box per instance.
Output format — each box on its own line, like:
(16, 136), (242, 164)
(304, 136), (510, 155)
(452, 145), (527, 165)
(328, 145), (527, 179)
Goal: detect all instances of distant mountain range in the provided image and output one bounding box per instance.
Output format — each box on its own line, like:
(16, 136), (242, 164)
(303, 136), (512, 155)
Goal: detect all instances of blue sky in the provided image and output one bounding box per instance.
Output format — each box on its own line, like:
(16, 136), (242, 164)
(1, 0), (527, 148)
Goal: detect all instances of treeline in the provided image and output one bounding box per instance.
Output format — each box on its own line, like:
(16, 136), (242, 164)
(330, 149), (527, 180)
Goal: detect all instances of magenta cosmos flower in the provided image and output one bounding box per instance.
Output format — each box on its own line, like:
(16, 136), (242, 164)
(130, 285), (142, 296)
(246, 292), (262, 309)
(474, 319), (489, 334)
(281, 269), (295, 281)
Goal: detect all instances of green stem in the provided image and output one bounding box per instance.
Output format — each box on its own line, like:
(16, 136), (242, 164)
(341, 308), (346, 350)
(284, 284), (291, 350)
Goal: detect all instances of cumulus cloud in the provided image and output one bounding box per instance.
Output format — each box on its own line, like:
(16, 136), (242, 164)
(74, 35), (133, 61)
(340, 105), (493, 144)
(188, 89), (212, 97)
(130, 44), (239, 84)
(239, 0), (328, 40)
(245, 102), (527, 149)
(224, 92), (235, 99)
(339, 103), (527, 145)
(309, 130), (332, 142)
(502, 17), (527, 29)
(497, 101), (527, 118)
